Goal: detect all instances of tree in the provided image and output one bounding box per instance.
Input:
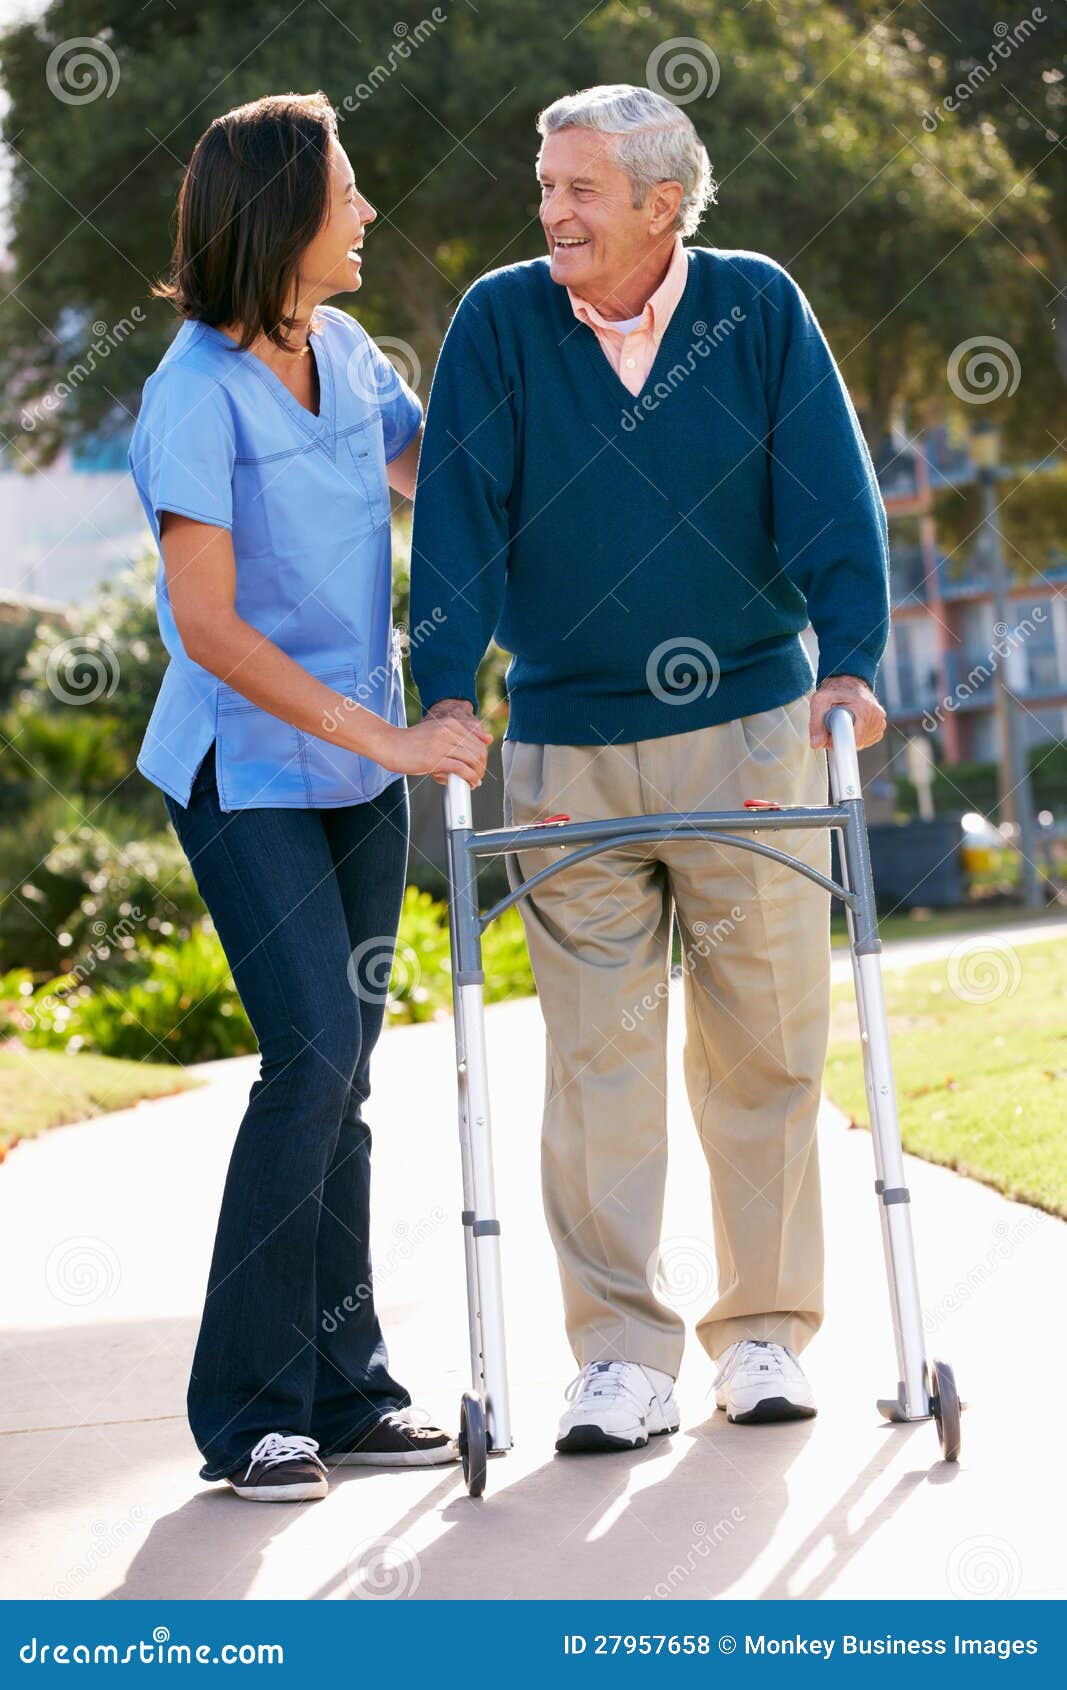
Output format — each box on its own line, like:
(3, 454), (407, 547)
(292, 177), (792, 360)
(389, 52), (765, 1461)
(0, 0), (1029, 462)
(844, 0), (1067, 454)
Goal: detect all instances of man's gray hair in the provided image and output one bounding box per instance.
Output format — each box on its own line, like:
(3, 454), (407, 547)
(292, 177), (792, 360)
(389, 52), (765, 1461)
(536, 84), (716, 238)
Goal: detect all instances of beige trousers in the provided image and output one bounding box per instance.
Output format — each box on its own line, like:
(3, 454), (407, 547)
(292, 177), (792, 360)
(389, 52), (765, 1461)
(501, 689), (832, 1376)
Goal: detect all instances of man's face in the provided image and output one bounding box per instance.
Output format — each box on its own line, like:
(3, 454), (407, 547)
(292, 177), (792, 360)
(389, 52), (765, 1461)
(537, 127), (660, 301)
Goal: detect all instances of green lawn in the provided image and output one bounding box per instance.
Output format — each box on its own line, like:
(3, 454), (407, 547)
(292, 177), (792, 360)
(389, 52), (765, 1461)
(825, 936), (1067, 1217)
(0, 1045), (203, 1156)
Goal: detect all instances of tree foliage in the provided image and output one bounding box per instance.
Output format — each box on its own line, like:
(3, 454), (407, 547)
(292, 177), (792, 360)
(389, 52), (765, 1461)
(0, 0), (1037, 462)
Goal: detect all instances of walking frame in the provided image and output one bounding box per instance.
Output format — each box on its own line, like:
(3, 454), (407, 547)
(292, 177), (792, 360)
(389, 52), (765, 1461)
(441, 705), (962, 1497)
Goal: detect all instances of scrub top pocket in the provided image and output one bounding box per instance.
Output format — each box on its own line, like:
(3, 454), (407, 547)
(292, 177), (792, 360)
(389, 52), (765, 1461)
(341, 419), (391, 531)
(295, 661), (381, 804)
(230, 458), (280, 558)
(214, 655), (400, 809)
(214, 675), (304, 808)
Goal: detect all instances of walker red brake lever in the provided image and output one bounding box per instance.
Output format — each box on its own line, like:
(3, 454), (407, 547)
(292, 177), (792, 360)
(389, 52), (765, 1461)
(743, 798), (782, 810)
(534, 813), (571, 825)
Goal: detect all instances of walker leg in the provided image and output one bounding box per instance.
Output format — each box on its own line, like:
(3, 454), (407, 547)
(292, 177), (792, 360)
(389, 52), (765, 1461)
(444, 777), (513, 1492)
(826, 710), (959, 1451)
(451, 987), (484, 1403)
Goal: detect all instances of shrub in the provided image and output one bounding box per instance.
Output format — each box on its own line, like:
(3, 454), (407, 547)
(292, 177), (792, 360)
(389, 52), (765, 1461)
(0, 793), (97, 974)
(40, 824), (203, 978)
(2, 887), (536, 1063)
(0, 803), (199, 978)
(11, 551), (165, 779)
(9, 927), (253, 1065)
(385, 886), (533, 1023)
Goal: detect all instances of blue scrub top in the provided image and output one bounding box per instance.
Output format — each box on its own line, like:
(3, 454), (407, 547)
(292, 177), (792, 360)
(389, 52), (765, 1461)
(128, 303), (422, 810)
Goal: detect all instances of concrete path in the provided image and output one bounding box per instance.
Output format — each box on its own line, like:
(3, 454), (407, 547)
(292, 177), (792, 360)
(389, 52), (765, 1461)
(1, 980), (1065, 1602)
(829, 913), (1067, 983)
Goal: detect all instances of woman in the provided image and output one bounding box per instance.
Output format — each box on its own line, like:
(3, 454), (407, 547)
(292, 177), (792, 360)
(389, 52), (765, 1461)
(128, 91), (491, 1503)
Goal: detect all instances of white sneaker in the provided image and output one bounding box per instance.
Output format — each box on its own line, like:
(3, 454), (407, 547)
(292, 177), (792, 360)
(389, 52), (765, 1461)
(556, 1361), (679, 1453)
(714, 1340), (816, 1424)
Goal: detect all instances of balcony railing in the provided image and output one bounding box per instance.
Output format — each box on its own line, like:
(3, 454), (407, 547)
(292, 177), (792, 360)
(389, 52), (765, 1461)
(889, 542), (927, 606)
(944, 652), (995, 704)
(1027, 650), (1064, 694)
(886, 650), (1067, 721)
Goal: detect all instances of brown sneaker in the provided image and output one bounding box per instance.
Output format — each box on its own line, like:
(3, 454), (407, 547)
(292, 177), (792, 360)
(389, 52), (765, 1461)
(325, 1408), (459, 1468)
(226, 1433), (329, 1501)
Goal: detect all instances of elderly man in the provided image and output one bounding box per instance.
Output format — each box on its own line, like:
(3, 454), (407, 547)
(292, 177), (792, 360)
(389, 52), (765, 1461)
(410, 84), (889, 1453)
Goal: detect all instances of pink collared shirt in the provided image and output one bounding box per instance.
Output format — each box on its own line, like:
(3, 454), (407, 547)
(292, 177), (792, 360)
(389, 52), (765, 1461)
(566, 239), (689, 394)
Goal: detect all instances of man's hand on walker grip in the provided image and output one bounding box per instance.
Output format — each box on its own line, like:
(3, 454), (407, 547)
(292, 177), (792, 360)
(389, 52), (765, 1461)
(809, 675), (886, 751)
(423, 696), (494, 786)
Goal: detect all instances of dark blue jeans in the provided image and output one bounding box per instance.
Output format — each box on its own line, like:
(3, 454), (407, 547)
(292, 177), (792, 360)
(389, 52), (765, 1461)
(163, 741), (411, 1480)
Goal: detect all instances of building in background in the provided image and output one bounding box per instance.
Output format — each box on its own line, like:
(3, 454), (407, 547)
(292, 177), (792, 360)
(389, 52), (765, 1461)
(2, 416), (1065, 780)
(874, 423), (1067, 766)
(0, 431), (146, 606)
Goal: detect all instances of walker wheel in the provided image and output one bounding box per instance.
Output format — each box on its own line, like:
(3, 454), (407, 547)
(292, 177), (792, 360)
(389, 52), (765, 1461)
(458, 1391), (487, 1497)
(931, 1359), (961, 1462)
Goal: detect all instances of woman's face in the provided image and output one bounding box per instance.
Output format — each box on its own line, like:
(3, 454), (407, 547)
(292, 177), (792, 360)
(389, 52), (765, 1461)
(298, 136), (377, 302)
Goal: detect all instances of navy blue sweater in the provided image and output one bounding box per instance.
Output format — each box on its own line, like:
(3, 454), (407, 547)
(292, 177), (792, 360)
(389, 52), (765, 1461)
(409, 247), (890, 745)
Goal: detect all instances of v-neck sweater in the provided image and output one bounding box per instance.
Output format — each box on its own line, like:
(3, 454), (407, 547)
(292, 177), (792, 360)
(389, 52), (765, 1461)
(567, 235), (690, 394)
(409, 247), (890, 746)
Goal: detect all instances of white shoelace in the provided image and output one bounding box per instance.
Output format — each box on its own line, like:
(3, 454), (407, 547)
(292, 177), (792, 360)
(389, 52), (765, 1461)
(714, 1340), (796, 1391)
(377, 1407), (439, 1438)
(382, 1406), (432, 1433)
(243, 1432), (326, 1482)
(565, 1361), (665, 1420)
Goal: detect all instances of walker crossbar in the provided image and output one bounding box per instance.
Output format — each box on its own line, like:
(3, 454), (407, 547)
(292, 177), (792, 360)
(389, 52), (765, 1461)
(470, 809), (858, 935)
(440, 705), (962, 1496)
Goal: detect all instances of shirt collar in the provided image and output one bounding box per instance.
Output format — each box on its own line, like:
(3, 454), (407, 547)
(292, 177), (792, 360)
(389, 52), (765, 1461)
(567, 238), (688, 338)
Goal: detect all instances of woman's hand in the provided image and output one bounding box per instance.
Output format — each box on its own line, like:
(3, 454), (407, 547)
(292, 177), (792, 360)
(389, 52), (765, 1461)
(378, 712), (493, 785)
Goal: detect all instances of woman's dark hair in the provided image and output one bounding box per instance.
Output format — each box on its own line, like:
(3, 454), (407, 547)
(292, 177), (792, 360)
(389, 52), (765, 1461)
(152, 90), (338, 351)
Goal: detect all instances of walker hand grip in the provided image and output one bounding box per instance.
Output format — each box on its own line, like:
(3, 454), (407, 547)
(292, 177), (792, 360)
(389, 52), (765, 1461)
(826, 705), (862, 801)
(445, 772), (474, 832)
